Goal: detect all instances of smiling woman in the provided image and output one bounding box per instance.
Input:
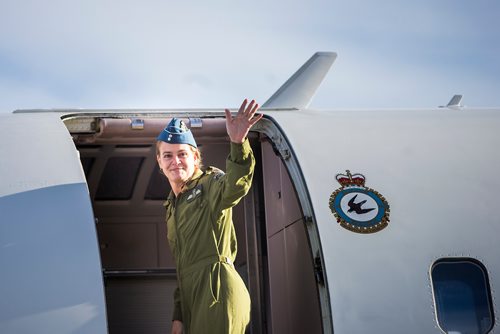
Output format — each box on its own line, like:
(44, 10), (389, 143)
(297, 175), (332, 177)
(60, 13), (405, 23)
(156, 100), (262, 334)
(156, 118), (201, 197)
(157, 142), (199, 191)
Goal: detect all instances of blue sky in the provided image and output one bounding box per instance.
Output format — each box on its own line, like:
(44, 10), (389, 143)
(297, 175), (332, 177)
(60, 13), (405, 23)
(1, 0), (499, 113)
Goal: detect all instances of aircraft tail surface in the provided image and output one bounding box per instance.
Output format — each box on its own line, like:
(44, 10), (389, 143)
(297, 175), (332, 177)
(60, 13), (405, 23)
(262, 52), (337, 109)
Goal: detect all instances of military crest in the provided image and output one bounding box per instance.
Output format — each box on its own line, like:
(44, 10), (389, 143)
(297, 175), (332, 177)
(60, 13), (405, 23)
(329, 170), (390, 233)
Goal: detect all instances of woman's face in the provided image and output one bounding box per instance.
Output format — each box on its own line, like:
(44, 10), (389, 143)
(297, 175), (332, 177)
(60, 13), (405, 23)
(157, 142), (198, 185)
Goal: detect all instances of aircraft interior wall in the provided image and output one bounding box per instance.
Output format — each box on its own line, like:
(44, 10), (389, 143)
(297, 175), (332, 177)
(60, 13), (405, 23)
(70, 116), (321, 334)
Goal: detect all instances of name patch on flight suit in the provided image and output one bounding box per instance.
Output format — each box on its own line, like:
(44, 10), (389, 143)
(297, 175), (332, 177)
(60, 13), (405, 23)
(329, 170), (390, 234)
(186, 184), (203, 203)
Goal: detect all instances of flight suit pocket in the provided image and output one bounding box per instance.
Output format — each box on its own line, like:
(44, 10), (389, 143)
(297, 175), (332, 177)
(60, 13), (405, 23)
(177, 185), (210, 236)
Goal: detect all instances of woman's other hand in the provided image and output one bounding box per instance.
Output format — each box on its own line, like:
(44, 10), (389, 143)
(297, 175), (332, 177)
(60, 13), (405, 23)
(172, 320), (183, 334)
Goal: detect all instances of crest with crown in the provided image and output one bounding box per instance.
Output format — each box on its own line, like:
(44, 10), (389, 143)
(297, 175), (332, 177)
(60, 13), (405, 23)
(336, 170), (366, 188)
(330, 169), (390, 234)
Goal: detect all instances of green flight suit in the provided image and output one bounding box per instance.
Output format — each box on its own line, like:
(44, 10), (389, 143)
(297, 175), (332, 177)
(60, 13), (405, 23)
(163, 139), (254, 334)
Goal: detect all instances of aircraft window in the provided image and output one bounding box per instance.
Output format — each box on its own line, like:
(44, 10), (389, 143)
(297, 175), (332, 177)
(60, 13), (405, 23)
(431, 258), (494, 334)
(95, 157), (144, 200)
(145, 164), (171, 200)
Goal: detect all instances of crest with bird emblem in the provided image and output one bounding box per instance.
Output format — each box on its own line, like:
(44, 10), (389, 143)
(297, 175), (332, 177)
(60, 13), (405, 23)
(329, 170), (390, 233)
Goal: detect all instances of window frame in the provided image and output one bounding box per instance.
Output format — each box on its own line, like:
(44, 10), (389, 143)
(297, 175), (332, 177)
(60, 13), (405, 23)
(430, 257), (495, 334)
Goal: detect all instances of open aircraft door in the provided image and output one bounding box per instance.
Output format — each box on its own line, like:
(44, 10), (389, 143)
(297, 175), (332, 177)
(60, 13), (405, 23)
(0, 112), (107, 334)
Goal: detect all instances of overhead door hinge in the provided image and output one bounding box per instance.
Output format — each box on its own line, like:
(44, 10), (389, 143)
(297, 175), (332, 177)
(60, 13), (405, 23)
(271, 135), (291, 160)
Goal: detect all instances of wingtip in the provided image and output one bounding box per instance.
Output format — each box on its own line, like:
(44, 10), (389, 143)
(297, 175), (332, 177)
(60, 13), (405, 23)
(262, 52), (337, 109)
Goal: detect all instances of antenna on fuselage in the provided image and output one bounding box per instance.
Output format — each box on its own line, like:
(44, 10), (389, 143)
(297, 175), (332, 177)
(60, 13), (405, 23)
(439, 94), (463, 109)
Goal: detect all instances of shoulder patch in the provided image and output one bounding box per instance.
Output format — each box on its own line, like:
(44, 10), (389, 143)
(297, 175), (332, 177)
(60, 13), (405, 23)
(206, 166), (225, 180)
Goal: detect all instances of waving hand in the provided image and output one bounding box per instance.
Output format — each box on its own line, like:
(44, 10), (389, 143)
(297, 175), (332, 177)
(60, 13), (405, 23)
(224, 99), (263, 144)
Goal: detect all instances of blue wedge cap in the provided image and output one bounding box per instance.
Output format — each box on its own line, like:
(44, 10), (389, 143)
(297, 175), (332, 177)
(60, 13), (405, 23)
(157, 118), (197, 148)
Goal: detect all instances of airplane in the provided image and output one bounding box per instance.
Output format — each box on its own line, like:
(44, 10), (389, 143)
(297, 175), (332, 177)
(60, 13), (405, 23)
(1, 51), (499, 334)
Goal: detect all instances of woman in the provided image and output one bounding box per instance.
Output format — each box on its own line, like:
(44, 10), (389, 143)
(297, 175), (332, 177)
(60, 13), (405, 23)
(156, 99), (263, 334)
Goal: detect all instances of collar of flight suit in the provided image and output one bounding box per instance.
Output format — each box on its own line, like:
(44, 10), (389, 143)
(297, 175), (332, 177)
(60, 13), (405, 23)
(163, 168), (205, 207)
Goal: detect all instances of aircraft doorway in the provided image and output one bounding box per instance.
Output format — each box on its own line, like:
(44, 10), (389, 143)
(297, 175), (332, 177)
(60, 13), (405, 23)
(69, 115), (323, 334)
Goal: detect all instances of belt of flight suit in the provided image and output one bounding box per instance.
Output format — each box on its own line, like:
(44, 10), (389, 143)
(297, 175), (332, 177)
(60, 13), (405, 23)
(163, 139), (254, 334)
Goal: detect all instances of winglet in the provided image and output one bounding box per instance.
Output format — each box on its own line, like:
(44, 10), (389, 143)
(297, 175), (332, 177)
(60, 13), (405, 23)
(439, 94), (463, 109)
(262, 52), (337, 109)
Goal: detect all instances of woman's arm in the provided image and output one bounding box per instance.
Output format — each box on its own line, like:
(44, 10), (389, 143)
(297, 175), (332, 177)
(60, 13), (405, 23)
(214, 99), (262, 209)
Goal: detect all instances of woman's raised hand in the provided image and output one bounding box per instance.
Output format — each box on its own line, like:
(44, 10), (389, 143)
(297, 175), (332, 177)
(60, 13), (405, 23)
(225, 99), (263, 144)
